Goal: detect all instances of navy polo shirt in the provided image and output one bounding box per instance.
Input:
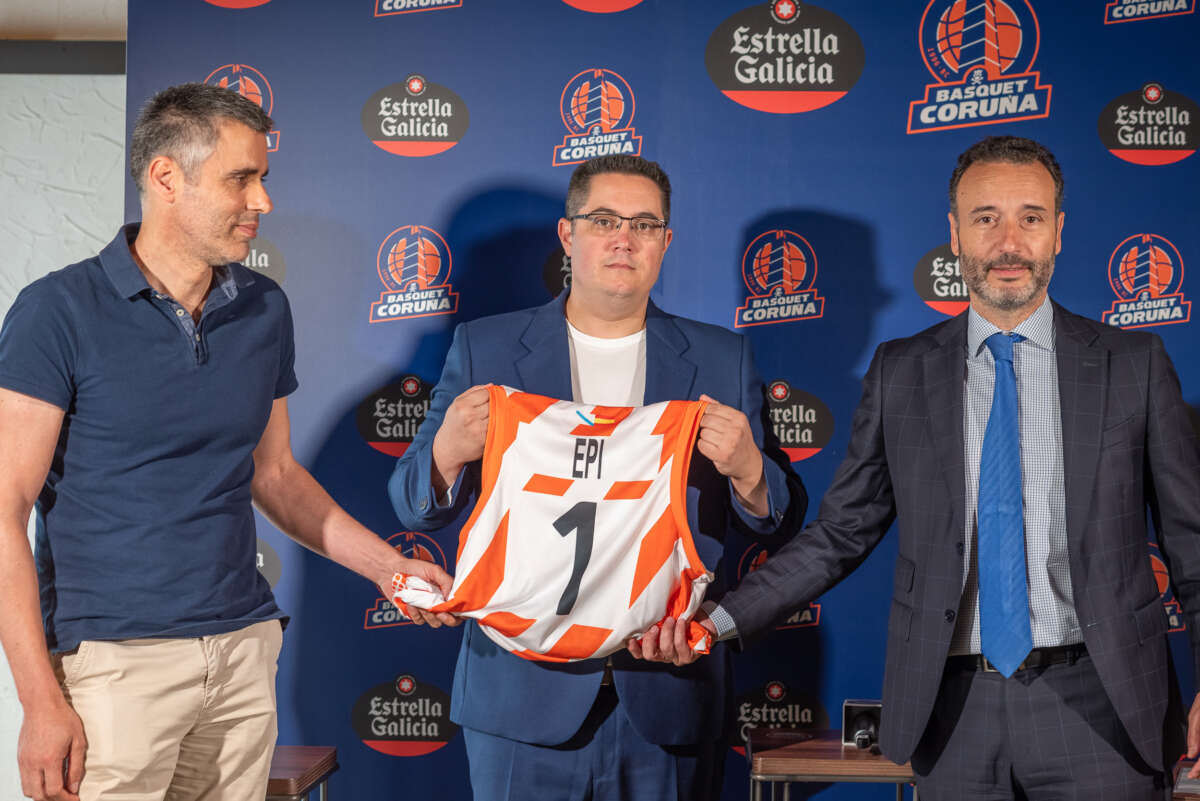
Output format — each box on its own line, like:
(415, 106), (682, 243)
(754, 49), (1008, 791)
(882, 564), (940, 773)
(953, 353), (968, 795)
(0, 225), (295, 652)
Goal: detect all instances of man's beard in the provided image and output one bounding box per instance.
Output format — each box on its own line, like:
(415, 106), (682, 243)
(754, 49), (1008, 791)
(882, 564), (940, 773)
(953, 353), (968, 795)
(959, 252), (1054, 312)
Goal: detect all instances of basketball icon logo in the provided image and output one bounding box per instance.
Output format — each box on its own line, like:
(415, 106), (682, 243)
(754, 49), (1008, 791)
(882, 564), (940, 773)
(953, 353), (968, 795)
(205, 0), (272, 7)
(735, 230), (824, 328)
(364, 532), (448, 629)
(552, 68), (643, 166)
(1101, 233), (1191, 328)
(1148, 543), (1186, 632)
(560, 0), (645, 11)
(204, 64), (280, 151)
(907, 0), (1051, 134)
(370, 225), (458, 323)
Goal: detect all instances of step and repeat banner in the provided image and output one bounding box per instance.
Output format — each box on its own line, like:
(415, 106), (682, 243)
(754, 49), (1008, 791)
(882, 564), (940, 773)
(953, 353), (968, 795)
(126, 2), (1198, 798)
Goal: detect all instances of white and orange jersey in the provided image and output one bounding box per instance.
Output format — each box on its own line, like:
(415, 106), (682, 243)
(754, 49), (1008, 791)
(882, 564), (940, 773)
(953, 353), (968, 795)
(393, 384), (714, 662)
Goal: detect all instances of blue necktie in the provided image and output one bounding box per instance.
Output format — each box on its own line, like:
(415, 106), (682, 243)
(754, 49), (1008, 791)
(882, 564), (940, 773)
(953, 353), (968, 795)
(978, 332), (1032, 677)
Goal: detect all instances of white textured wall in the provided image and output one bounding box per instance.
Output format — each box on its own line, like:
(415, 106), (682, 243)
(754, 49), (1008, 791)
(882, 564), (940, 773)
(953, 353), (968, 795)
(0, 73), (125, 796)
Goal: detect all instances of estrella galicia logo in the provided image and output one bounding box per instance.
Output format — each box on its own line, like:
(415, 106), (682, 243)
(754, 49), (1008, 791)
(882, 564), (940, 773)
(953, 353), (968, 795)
(375, 0), (462, 16)
(355, 376), (432, 456)
(907, 0), (1052, 134)
(1105, 0), (1194, 23)
(552, 68), (643, 166)
(1101, 233), (1191, 328)
(204, 64), (280, 151)
(734, 230), (824, 328)
(1099, 83), (1197, 166)
(351, 673), (459, 755)
(362, 75), (469, 157)
(1148, 541), (1186, 633)
(543, 247), (571, 297)
(732, 680), (827, 755)
(738, 543), (821, 631)
(562, 0), (644, 10)
(914, 243), (969, 315)
(244, 236), (286, 285)
(364, 532), (449, 629)
(765, 380), (833, 461)
(705, 2), (866, 113)
(369, 225), (459, 323)
(205, 0), (271, 6)
(256, 537), (282, 588)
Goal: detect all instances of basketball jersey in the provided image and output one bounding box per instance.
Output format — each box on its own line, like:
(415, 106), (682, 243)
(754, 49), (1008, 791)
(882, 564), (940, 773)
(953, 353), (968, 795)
(393, 384), (714, 662)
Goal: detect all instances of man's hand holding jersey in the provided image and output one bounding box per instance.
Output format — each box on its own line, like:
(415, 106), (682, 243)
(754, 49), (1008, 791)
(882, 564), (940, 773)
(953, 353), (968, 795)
(697, 394), (767, 516)
(430, 385), (490, 498)
(628, 610), (717, 666)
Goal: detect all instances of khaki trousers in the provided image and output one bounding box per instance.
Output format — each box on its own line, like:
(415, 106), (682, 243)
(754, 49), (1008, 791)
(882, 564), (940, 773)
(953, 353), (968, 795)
(55, 620), (282, 801)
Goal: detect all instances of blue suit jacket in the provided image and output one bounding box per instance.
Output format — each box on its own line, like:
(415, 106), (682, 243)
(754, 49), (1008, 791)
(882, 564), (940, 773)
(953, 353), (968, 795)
(720, 302), (1200, 769)
(389, 292), (806, 746)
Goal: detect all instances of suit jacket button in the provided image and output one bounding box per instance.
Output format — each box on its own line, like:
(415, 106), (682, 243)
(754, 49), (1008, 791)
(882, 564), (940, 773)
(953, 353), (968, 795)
(944, 610), (956, 623)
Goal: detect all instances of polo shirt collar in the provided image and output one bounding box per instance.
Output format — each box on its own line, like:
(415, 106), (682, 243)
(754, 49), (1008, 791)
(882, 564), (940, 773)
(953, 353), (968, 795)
(967, 294), (1055, 358)
(100, 223), (253, 302)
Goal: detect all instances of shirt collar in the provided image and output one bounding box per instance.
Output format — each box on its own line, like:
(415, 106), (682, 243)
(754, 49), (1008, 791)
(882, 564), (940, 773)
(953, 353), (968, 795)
(966, 295), (1055, 357)
(99, 222), (251, 303)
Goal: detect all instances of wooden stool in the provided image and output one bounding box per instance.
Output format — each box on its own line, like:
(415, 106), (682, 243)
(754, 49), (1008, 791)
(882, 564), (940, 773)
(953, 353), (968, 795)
(266, 745), (338, 801)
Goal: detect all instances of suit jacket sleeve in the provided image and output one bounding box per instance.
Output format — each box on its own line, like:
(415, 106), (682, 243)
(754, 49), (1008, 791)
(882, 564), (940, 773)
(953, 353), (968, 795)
(1143, 335), (1200, 679)
(388, 322), (482, 530)
(721, 342), (898, 641)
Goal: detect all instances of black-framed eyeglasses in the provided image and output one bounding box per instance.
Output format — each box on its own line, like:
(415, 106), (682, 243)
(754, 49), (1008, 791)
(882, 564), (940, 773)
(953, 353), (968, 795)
(569, 212), (668, 240)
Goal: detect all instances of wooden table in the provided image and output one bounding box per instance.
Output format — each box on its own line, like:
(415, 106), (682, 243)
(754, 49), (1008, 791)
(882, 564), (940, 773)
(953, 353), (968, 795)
(748, 729), (916, 801)
(266, 745), (338, 801)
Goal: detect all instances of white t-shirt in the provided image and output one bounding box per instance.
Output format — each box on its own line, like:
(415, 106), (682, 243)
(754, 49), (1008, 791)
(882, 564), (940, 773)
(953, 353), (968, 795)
(566, 321), (646, 406)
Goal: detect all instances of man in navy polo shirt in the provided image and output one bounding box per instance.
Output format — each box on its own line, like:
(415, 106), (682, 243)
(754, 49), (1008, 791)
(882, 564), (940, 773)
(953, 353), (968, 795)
(0, 83), (454, 801)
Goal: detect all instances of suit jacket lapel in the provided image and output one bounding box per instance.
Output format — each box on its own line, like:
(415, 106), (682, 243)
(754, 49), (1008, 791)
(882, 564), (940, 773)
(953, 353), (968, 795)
(1053, 302), (1105, 558)
(643, 301), (697, 404)
(926, 314), (968, 539)
(515, 292), (573, 400)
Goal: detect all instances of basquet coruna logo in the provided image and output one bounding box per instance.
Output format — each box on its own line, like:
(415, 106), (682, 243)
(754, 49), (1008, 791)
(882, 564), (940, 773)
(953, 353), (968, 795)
(552, 68), (643, 166)
(1101, 233), (1190, 328)
(907, 0), (1052, 134)
(1099, 82), (1197, 166)
(705, 1), (865, 114)
(369, 225), (459, 323)
(204, 64), (280, 151)
(362, 75), (469, 157)
(355, 375), (432, 456)
(364, 532), (449, 630)
(734, 230), (824, 328)
(375, 0), (462, 16)
(1104, 0), (1194, 23)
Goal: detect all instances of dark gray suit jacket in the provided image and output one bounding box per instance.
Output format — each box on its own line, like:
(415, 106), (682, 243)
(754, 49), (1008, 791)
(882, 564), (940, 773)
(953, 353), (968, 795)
(721, 300), (1200, 769)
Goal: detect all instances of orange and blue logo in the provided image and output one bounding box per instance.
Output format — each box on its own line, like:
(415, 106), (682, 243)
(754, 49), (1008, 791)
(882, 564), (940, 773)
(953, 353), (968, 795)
(375, 0), (462, 15)
(907, 0), (1052, 134)
(1105, 0), (1193, 23)
(1148, 542), (1186, 633)
(552, 68), (642, 166)
(735, 230), (824, 328)
(370, 225), (458, 323)
(1102, 233), (1190, 328)
(365, 532), (449, 629)
(205, 0), (271, 6)
(204, 64), (280, 151)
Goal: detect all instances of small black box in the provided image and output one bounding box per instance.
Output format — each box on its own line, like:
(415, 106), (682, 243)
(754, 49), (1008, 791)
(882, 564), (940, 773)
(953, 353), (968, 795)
(841, 699), (882, 749)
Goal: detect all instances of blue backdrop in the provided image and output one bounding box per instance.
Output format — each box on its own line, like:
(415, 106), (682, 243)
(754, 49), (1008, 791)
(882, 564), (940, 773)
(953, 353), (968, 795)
(126, 1), (1200, 798)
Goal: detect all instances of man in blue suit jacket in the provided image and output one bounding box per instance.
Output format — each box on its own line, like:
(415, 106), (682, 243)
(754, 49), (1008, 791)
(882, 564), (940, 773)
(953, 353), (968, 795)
(389, 155), (806, 800)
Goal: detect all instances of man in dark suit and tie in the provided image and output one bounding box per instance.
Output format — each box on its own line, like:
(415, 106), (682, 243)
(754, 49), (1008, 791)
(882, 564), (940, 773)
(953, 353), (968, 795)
(389, 155), (806, 800)
(635, 136), (1200, 799)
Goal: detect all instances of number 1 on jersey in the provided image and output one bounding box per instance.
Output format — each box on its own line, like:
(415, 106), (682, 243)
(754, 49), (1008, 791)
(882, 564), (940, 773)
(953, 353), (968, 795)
(553, 501), (596, 615)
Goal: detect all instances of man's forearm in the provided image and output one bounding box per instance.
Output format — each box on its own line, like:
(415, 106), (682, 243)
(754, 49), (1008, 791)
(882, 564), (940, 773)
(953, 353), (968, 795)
(0, 519), (67, 709)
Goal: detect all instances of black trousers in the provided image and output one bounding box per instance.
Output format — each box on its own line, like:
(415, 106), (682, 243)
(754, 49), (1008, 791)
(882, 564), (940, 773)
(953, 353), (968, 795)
(911, 652), (1168, 801)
